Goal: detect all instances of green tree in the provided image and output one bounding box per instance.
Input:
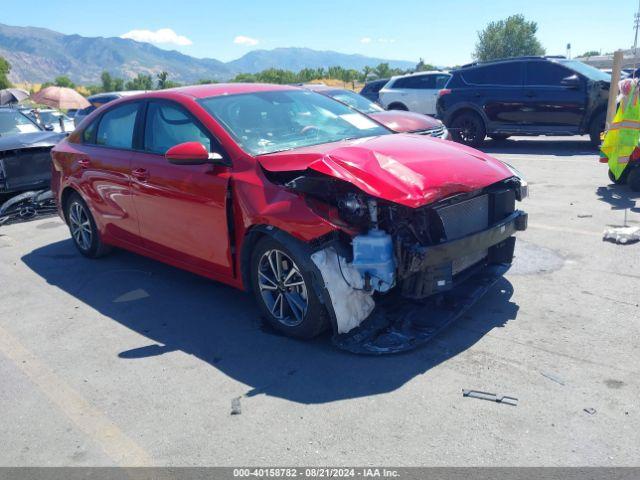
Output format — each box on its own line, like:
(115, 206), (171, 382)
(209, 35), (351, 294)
(197, 78), (219, 84)
(232, 72), (257, 83)
(0, 56), (12, 89)
(580, 50), (600, 58)
(125, 73), (154, 90)
(374, 63), (393, 79)
(54, 76), (75, 88)
(156, 71), (169, 89)
(474, 14), (545, 61)
(101, 71), (113, 92)
(112, 78), (124, 91)
(341, 69), (359, 89)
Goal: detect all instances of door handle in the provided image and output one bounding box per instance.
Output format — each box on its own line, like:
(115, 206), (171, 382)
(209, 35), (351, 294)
(525, 91), (536, 98)
(132, 168), (149, 182)
(77, 156), (90, 169)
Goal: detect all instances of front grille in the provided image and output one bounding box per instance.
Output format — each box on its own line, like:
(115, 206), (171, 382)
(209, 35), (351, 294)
(436, 194), (489, 241)
(416, 125), (446, 137)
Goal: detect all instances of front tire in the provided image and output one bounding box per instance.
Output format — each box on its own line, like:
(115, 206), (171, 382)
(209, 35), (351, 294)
(387, 102), (408, 111)
(250, 236), (328, 339)
(65, 193), (111, 258)
(450, 112), (486, 147)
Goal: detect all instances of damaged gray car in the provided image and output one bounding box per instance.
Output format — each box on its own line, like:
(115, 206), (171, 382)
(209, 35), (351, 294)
(0, 108), (65, 194)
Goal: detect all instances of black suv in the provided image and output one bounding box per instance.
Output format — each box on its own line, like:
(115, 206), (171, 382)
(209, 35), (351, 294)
(436, 56), (610, 146)
(359, 78), (389, 103)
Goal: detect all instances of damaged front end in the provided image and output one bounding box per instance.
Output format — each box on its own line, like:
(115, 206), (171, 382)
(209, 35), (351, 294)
(265, 165), (528, 354)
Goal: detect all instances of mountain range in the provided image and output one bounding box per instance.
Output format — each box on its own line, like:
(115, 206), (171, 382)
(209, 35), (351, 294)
(0, 23), (416, 85)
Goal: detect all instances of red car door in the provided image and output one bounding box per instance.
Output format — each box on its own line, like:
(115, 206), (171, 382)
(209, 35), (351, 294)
(73, 102), (143, 244)
(130, 100), (233, 278)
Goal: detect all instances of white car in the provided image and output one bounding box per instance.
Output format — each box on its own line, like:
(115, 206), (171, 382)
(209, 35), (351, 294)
(379, 71), (451, 116)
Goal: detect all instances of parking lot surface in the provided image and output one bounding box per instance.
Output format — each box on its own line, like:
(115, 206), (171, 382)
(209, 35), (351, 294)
(0, 137), (638, 466)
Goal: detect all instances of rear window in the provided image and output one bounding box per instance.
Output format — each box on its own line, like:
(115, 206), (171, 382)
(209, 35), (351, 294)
(462, 62), (524, 86)
(96, 103), (139, 149)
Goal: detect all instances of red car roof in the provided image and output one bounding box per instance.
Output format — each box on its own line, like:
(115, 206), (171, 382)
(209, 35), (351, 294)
(166, 83), (298, 99)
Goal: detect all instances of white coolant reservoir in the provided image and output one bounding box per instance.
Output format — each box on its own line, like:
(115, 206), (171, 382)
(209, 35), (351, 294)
(351, 228), (396, 293)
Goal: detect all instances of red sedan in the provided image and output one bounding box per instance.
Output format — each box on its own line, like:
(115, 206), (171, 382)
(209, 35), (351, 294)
(304, 84), (451, 139)
(51, 84), (528, 353)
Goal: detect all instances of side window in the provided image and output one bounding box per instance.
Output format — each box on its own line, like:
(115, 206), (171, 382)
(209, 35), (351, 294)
(393, 76), (424, 89)
(144, 102), (212, 154)
(462, 63), (523, 86)
(96, 103), (139, 149)
(416, 75), (436, 89)
(526, 62), (574, 86)
(82, 119), (98, 143)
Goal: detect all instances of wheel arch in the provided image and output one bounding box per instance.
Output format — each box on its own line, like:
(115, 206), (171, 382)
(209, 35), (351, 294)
(387, 102), (408, 111)
(240, 224), (341, 335)
(60, 185), (82, 223)
(446, 105), (488, 127)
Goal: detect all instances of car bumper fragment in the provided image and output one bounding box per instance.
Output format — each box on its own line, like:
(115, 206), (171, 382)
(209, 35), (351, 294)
(333, 263), (511, 355)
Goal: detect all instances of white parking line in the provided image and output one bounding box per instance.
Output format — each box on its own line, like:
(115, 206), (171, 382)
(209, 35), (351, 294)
(0, 324), (153, 466)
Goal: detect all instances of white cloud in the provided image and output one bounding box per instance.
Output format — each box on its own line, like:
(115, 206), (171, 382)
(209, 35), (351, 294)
(120, 28), (192, 46)
(377, 38), (396, 44)
(234, 35), (259, 46)
(360, 37), (372, 44)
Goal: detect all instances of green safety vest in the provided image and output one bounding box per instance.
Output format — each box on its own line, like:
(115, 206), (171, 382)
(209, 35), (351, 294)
(600, 83), (640, 180)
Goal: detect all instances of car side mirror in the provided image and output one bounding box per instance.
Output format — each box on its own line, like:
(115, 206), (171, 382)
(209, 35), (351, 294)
(561, 75), (581, 89)
(43, 124), (55, 131)
(165, 141), (227, 166)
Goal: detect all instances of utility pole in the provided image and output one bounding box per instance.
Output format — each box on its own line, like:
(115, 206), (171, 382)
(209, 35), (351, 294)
(635, 0), (640, 54)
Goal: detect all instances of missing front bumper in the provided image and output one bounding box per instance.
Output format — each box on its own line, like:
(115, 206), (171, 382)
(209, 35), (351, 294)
(333, 263), (511, 355)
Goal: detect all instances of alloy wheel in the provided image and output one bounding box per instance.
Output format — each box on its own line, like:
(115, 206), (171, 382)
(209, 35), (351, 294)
(257, 249), (308, 327)
(458, 119), (478, 144)
(68, 201), (92, 251)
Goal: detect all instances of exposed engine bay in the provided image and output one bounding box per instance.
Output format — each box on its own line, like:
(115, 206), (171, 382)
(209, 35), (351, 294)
(266, 167), (528, 344)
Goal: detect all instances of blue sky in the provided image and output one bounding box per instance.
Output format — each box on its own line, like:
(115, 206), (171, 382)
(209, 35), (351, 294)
(2, 0), (636, 65)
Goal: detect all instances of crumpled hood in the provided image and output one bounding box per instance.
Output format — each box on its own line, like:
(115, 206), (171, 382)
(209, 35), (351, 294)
(258, 134), (513, 208)
(0, 131), (65, 152)
(368, 110), (442, 133)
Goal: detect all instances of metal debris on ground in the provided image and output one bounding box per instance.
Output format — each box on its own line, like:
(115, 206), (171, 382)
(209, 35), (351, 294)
(541, 371), (566, 386)
(462, 389), (518, 406)
(603, 226), (640, 244)
(584, 407), (597, 415)
(231, 397), (242, 415)
(0, 190), (57, 226)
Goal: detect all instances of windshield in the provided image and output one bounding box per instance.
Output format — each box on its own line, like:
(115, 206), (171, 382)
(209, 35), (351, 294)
(199, 90), (390, 155)
(0, 111), (41, 135)
(39, 111), (72, 125)
(558, 60), (611, 82)
(325, 90), (384, 114)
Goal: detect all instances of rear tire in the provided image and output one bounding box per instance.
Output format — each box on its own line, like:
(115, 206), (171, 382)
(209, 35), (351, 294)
(250, 236), (329, 340)
(628, 167), (640, 192)
(589, 112), (606, 147)
(65, 193), (111, 258)
(450, 112), (486, 147)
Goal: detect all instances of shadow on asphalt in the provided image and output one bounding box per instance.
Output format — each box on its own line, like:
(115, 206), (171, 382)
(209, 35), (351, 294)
(596, 184), (640, 214)
(478, 138), (596, 156)
(22, 239), (519, 404)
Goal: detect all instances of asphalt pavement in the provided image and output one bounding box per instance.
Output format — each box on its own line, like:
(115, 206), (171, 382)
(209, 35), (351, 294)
(0, 136), (638, 466)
